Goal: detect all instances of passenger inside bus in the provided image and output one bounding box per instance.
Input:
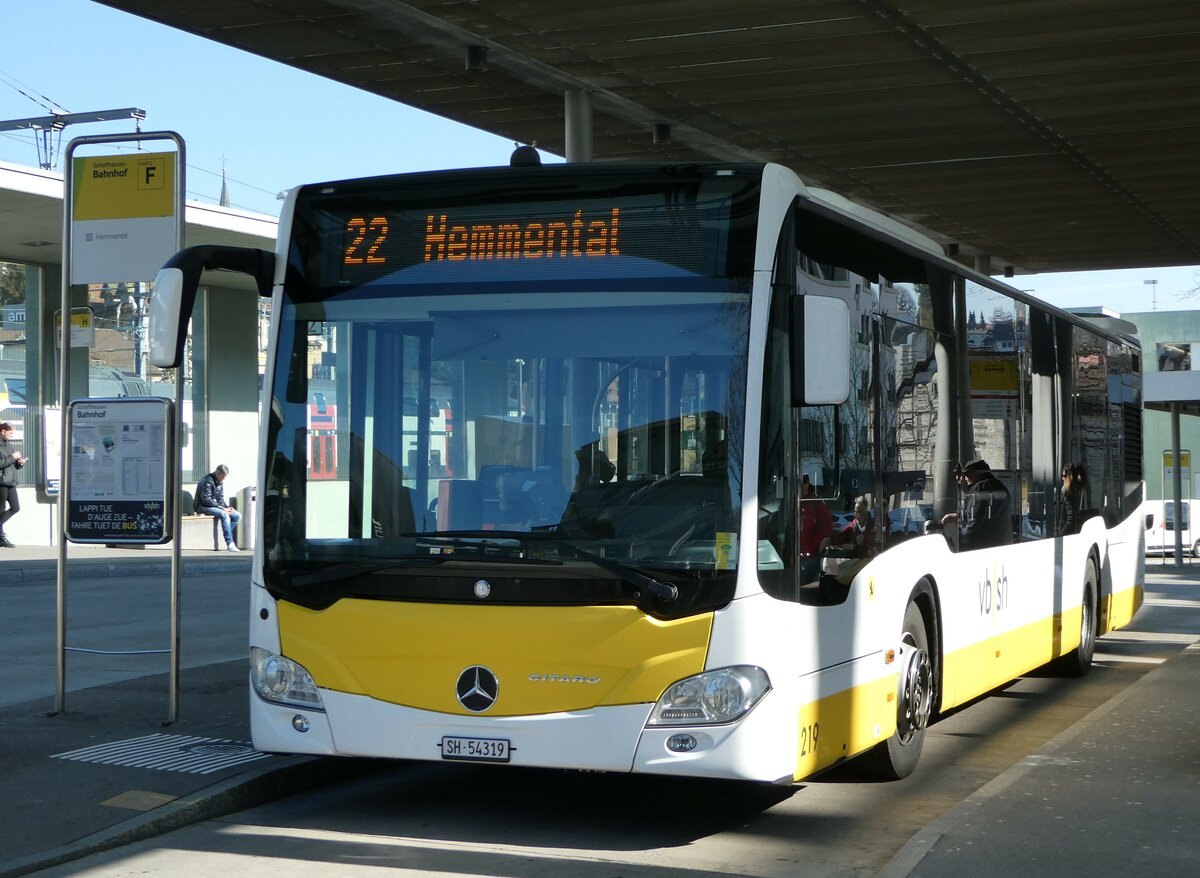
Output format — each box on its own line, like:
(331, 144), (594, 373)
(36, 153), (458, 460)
(798, 475), (833, 583)
(834, 498), (875, 552)
(942, 458), (1013, 551)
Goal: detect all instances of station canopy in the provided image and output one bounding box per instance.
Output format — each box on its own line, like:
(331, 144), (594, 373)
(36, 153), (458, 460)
(95, 0), (1200, 275)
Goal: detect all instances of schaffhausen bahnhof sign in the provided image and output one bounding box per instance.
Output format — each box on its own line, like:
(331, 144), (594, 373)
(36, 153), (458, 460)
(70, 151), (178, 284)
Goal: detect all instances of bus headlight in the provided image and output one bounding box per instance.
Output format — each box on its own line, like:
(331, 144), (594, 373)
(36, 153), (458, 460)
(250, 647), (325, 710)
(647, 666), (770, 726)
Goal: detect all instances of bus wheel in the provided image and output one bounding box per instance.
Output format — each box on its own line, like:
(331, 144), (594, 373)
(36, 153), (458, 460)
(1058, 558), (1098, 677)
(864, 601), (933, 780)
(1192, 540), (1200, 558)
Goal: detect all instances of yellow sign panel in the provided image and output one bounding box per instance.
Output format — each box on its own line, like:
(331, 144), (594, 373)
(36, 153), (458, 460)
(969, 359), (1019, 393)
(72, 152), (175, 221)
(53, 307), (95, 348)
(1163, 450), (1191, 469)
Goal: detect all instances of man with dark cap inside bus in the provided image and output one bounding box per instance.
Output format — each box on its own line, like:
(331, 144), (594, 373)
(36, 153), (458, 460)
(940, 457), (1012, 551)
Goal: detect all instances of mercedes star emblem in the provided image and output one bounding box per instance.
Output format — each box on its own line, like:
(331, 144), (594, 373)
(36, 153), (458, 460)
(474, 579), (491, 599)
(456, 666), (499, 712)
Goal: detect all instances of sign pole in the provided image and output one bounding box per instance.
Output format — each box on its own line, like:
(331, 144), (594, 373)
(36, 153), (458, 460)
(167, 141), (186, 724)
(55, 132), (185, 717)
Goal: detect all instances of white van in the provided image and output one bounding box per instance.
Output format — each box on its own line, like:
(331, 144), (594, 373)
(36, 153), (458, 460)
(1143, 499), (1200, 556)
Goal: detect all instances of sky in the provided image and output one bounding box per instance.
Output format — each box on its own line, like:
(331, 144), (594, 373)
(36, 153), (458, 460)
(0, 0), (523, 214)
(3, 0), (1198, 316)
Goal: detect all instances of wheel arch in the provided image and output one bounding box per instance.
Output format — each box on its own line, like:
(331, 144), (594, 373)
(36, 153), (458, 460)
(1087, 544), (1103, 639)
(906, 576), (942, 715)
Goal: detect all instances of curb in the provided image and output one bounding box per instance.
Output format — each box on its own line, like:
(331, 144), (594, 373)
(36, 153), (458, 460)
(0, 558), (252, 584)
(0, 755), (379, 878)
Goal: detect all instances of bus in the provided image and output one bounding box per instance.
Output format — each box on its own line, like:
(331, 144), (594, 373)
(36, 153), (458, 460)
(151, 161), (1144, 783)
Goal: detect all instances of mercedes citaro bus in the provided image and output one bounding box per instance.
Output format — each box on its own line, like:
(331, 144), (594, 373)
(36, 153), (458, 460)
(150, 160), (1144, 783)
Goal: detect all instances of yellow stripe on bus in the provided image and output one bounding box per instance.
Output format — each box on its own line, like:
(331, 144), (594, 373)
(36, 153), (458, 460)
(278, 600), (712, 716)
(942, 584), (1143, 706)
(1104, 582), (1143, 632)
(795, 675), (896, 780)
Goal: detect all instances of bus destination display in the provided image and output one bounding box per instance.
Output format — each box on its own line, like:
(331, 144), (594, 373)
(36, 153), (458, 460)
(301, 176), (759, 288)
(344, 207), (622, 269)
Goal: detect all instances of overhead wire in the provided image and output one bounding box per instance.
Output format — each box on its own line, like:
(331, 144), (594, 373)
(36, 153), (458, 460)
(0, 67), (69, 114)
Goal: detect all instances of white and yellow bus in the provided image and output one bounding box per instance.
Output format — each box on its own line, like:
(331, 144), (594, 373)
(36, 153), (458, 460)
(152, 160), (1144, 783)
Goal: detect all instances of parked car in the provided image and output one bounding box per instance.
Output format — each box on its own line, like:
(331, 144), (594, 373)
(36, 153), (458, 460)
(1143, 499), (1200, 556)
(889, 505), (929, 535)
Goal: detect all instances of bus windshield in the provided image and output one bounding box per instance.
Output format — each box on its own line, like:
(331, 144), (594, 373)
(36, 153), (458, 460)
(262, 166), (759, 612)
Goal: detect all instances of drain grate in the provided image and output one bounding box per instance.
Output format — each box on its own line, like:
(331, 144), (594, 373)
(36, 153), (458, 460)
(53, 733), (272, 774)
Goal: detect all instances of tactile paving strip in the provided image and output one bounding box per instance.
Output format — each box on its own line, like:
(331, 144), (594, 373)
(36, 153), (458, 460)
(52, 733), (271, 774)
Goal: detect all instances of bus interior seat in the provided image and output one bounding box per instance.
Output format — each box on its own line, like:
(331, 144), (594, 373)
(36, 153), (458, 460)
(477, 465), (522, 526)
(492, 467), (568, 528)
(372, 485), (417, 537)
(438, 479), (482, 531)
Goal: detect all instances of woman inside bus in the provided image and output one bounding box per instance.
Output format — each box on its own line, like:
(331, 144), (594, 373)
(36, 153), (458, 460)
(1058, 464), (1088, 536)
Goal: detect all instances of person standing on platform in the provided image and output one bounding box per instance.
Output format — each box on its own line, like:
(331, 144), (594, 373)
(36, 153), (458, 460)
(0, 422), (24, 547)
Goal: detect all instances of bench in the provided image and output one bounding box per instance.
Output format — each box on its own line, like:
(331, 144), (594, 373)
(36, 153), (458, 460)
(180, 514), (223, 550)
(178, 489), (249, 550)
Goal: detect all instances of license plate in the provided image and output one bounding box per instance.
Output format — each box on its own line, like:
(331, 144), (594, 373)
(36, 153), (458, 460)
(440, 735), (511, 763)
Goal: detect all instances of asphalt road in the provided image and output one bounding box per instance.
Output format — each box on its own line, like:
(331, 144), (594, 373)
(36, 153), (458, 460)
(4, 569), (249, 708)
(15, 569), (1199, 878)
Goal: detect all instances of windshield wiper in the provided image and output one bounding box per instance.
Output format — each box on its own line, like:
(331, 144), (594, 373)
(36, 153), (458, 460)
(418, 530), (679, 611)
(285, 546), (565, 590)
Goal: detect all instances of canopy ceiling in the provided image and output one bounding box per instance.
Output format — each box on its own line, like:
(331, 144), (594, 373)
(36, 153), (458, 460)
(96, 0), (1200, 275)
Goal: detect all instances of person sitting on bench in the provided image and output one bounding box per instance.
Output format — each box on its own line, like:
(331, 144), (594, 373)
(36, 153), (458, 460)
(196, 464), (241, 552)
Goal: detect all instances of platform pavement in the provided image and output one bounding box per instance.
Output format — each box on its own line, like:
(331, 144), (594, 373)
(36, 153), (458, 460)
(0, 542), (365, 878)
(0, 541), (252, 585)
(0, 561), (1195, 878)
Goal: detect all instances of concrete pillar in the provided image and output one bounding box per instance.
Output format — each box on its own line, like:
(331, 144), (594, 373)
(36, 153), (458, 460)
(564, 89), (594, 163)
(930, 269), (958, 523)
(198, 284), (260, 502)
(954, 275), (973, 461)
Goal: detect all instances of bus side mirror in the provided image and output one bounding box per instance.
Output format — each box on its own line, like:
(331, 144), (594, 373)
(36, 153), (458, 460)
(150, 267), (188, 368)
(791, 295), (851, 405)
(149, 245), (276, 368)
(1145, 513), (1154, 530)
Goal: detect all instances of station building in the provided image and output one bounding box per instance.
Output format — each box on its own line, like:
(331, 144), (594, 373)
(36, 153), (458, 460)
(0, 159), (276, 547)
(1127, 309), (1200, 503)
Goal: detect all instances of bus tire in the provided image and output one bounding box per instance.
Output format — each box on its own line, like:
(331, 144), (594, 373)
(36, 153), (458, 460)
(1057, 558), (1098, 677)
(863, 601), (933, 780)
(1192, 540), (1200, 559)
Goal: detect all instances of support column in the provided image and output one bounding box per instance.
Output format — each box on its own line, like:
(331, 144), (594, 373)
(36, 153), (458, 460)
(1172, 403), (1184, 565)
(564, 89), (593, 163)
(954, 276), (974, 462)
(930, 269), (958, 523)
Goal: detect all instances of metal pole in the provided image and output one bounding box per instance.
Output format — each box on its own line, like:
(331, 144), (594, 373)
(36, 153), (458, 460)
(1172, 404), (1184, 566)
(166, 138), (186, 725)
(55, 152), (73, 715)
(55, 131), (185, 718)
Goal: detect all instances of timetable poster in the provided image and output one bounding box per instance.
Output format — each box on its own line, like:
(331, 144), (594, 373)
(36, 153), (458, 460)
(66, 398), (174, 544)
